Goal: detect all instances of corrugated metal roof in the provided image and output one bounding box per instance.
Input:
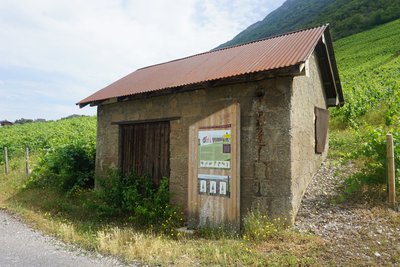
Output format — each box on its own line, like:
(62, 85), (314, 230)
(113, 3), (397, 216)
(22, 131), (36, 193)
(78, 25), (328, 106)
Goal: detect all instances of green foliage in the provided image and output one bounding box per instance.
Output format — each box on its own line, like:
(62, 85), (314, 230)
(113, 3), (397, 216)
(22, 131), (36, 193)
(95, 171), (183, 231)
(330, 126), (400, 200)
(352, 127), (399, 185)
(0, 116), (97, 194)
(0, 116), (97, 163)
(28, 141), (96, 193)
(310, 0), (400, 40)
(1, 116), (182, 231)
(328, 128), (360, 160)
(218, 0), (400, 48)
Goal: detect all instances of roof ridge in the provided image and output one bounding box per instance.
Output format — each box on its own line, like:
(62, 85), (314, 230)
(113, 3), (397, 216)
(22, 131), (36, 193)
(137, 24), (329, 72)
(213, 23), (329, 52)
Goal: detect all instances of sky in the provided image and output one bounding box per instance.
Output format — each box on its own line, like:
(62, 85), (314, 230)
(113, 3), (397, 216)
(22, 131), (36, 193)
(0, 0), (285, 121)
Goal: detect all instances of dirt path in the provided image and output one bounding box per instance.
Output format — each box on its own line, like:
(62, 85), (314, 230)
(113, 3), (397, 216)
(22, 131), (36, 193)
(0, 210), (133, 267)
(295, 160), (400, 266)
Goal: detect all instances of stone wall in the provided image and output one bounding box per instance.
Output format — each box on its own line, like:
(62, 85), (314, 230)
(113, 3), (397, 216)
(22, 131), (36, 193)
(95, 56), (328, 224)
(246, 77), (294, 222)
(289, 51), (329, 223)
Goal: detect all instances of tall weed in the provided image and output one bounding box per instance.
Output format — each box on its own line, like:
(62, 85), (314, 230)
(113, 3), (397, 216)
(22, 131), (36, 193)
(242, 210), (285, 243)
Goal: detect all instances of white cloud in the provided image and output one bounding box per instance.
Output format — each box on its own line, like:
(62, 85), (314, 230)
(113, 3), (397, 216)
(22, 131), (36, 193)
(0, 0), (285, 121)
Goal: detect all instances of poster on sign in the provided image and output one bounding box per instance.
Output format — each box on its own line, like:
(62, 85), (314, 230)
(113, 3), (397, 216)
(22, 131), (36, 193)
(198, 128), (231, 169)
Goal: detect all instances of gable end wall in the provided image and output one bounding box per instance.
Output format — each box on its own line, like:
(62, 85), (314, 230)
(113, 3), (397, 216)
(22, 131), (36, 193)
(290, 51), (329, 222)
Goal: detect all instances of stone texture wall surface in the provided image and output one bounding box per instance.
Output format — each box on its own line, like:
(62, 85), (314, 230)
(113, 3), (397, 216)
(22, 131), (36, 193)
(247, 77), (293, 222)
(289, 51), (329, 223)
(95, 53), (328, 224)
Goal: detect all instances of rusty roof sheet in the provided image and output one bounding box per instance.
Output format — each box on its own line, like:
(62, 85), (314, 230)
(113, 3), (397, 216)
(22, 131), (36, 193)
(79, 25), (328, 106)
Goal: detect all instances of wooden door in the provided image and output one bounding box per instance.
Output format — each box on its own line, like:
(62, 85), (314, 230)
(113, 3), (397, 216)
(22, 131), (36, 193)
(120, 121), (170, 186)
(188, 103), (240, 229)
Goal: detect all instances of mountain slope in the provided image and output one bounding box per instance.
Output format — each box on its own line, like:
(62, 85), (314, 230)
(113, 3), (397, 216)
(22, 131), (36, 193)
(218, 0), (400, 49)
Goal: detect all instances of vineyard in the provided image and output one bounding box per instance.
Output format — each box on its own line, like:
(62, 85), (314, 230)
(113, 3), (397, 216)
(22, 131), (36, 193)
(332, 19), (400, 127)
(0, 116), (96, 165)
(329, 19), (400, 195)
(0, 116), (97, 192)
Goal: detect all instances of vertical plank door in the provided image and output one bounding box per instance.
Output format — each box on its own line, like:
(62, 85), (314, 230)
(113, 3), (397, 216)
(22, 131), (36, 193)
(188, 103), (240, 229)
(120, 121), (170, 187)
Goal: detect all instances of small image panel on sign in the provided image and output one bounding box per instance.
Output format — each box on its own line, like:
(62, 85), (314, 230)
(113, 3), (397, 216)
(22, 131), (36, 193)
(219, 181), (227, 195)
(199, 180), (207, 193)
(222, 144), (231, 153)
(210, 181), (217, 194)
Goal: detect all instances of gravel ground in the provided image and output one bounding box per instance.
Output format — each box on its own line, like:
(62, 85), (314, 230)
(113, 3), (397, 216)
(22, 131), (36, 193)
(295, 160), (400, 266)
(0, 210), (137, 267)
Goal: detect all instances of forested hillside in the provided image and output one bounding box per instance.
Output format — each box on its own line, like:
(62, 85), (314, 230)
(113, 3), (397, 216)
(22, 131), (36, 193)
(218, 0), (400, 48)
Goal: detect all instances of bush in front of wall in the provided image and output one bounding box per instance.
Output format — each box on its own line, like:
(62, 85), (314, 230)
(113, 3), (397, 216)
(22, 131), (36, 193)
(95, 170), (183, 231)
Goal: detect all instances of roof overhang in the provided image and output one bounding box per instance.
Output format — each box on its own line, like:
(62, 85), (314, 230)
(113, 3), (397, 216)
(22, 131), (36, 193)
(77, 25), (344, 108)
(314, 27), (344, 107)
(78, 64), (306, 108)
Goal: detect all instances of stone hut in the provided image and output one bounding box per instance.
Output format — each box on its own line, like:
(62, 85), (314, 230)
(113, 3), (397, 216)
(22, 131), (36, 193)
(78, 25), (344, 226)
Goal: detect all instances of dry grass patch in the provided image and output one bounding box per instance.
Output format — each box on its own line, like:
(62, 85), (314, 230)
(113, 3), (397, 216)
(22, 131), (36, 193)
(96, 227), (263, 266)
(254, 232), (325, 266)
(256, 232), (325, 254)
(94, 225), (325, 266)
(97, 228), (196, 265)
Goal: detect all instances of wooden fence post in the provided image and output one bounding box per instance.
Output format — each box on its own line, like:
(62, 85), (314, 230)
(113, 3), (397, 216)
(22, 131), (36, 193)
(386, 134), (396, 208)
(4, 147), (9, 175)
(25, 147), (30, 176)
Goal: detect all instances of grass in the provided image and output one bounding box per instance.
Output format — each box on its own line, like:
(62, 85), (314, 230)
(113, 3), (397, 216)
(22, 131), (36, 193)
(0, 155), (327, 266)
